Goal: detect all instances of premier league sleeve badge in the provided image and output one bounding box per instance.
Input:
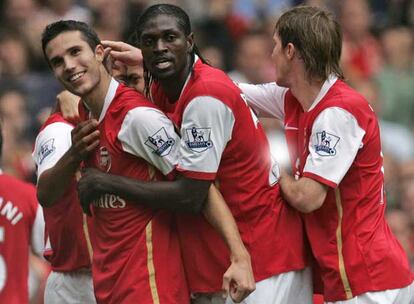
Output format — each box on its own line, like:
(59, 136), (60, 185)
(144, 127), (175, 157)
(185, 126), (213, 153)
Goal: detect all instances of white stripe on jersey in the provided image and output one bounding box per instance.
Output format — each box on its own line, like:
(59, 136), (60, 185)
(304, 107), (366, 186)
(118, 106), (180, 176)
(178, 96), (235, 174)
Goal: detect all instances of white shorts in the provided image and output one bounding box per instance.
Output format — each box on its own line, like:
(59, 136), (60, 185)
(192, 267), (313, 304)
(325, 280), (414, 304)
(44, 269), (96, 304)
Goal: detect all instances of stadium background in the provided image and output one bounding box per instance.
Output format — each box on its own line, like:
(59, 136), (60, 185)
(0, 0), (413, 302)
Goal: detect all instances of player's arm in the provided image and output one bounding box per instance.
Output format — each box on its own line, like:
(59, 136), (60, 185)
(279, 173), (328, 213)
(280, 107), (365, 213)
(237, 82), (287, 120)
(30, 205), (45, 257)
(54, 90), (81, 124)
(35, 120), (99, 207)
(78, 106), (209, 213)
(204, 185), (255, 301)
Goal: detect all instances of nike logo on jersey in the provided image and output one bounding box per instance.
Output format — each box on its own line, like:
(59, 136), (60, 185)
(284, 124), (298, 130)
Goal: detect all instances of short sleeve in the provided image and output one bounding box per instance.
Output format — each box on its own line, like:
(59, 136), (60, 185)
(33, 122), (73, 178)
(303, 107), (366, 187)
(237, 82), (287, 120)
(118, 107), (180, 176)
(176, 96), (235, 180)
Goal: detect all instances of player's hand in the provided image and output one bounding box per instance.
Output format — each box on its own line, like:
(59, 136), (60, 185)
(101, 40), (143, 67)
(70, 119), (100, 163)
(55, 90), (81, 124)
(77, 168), (108, 216)
(222, 250), (255, 303)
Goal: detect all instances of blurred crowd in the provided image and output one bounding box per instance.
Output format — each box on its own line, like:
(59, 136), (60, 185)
(0, 0), (414, 301)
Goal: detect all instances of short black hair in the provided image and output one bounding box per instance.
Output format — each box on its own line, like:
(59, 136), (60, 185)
(135, 4), (207, 97)
(41, 20), (100, 64)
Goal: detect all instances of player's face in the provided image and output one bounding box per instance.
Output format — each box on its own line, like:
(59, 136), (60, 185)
(139, 14), (193, 81)
(45, 31), (104, 97)
(271, 32), (290, 87)
(126, 65), (144, 93)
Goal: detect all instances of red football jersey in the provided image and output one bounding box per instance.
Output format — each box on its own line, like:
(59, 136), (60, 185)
(0, 173), (40, 304)
(152, 58), (308, 292)
(80, 79), (188, 303)
(33, 113), (91, 272)
(283, 79), (413, 301)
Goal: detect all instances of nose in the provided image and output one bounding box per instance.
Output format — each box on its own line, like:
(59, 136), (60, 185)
(154, 38), (167, 53)
(63, 56), (76, 72)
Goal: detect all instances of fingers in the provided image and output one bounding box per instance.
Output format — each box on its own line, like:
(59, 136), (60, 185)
(71, 119), (100, 161)
(222, 272), (231, 297)
(101, 40), (128, 51)
(56, 90), (80, 123)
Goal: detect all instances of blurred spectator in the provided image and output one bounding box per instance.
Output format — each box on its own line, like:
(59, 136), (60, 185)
(339, 0), (382, 83)
(196, 0), (249, 70)
(228, 31), (274, 83)
(0, 32), (62, 122)
(0, 88), (36, 181)
(233, 0), (291, 23)
(353, 79), (414, 162)
(375, 26), (414, 131)
(89, 0), (127, 41)
(386, 208), (414, 266)
(369, 0), (414, 29)
(201, 45), (226, 70)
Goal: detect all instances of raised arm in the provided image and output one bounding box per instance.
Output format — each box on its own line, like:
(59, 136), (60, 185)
(35, 119), (99, 207)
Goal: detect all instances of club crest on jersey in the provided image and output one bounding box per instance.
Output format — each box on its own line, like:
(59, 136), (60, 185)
(185, 127), (213, 153)
(38, 138), (56, 165)
(145, 127), (175, 157)
(98, 146), (111, 172)
(315, 131), (340, 156)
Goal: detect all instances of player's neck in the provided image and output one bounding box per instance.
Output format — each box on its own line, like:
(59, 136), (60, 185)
(159, 58), (192, 102)
(290, 77), (324, 112)
(83, 69), (112, 119)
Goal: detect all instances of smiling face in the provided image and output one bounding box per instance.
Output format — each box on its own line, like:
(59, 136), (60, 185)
(139, 14), (193, 82)
(45, 30), (104, 97)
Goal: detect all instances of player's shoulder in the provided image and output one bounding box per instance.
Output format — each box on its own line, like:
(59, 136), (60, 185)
(40, 112), (73, 132)
(0, 174), (37, 201)
(115, 83), (155, 109)
(192, 61), (239, 93)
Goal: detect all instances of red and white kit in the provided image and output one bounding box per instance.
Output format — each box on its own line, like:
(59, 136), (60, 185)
(33, 112), (95, 303)
(80, 79), (188, 304)
(152, 58), (309, 297)
(239, 76), (414, 302)
(0, 172), (43, 304)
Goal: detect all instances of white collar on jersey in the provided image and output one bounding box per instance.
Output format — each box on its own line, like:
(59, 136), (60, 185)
(98, 77), (119, 123)
(179, 55), (199, 100)
(308, 74), (338, 112)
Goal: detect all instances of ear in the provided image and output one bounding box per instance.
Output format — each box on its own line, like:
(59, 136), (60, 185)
(286, 42), (296, 60)
(187, 32), (194, 53)
(95, 44), (105, 63)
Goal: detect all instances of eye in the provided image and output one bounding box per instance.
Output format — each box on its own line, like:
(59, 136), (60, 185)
(70, 48), (81, 56)
(50, 58), (63, 68)
(143, 37), (153, 47)
(166, 34), (176, 42)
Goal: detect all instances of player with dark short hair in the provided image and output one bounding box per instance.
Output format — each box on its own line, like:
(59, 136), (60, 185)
(89, 4), (311, 303)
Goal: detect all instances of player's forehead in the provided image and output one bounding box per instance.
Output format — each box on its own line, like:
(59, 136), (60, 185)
(45, 31), (88, 58)
(140, 14), (184, 37)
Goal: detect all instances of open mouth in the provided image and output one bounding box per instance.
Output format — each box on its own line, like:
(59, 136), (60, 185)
(68, 72), (85, 83)
(153, 58), (172, 70)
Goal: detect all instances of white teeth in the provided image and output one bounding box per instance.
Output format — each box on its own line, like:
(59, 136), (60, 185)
(156, 61), (171, 69)
(69, 72), (84, 82)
